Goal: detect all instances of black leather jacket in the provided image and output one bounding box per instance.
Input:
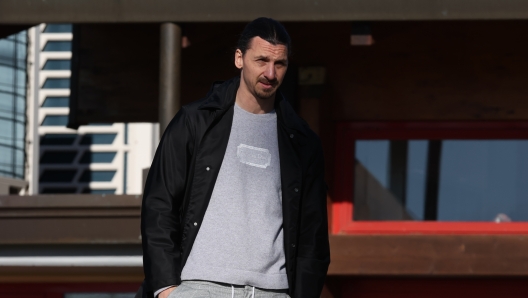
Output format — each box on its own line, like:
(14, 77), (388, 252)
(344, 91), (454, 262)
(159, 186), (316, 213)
(137, 77), (330, 298)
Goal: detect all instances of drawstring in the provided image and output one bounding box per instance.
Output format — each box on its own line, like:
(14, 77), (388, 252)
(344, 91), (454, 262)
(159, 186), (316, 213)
(252, 286), (255, 298)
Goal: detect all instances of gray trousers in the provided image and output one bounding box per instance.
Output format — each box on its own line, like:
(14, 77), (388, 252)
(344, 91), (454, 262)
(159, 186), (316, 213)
(168, 280), (290, 298)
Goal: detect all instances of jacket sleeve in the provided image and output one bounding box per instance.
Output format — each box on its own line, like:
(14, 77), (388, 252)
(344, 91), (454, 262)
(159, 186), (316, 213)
(141, 108), (193, 293)
(294, 139), (330, 298)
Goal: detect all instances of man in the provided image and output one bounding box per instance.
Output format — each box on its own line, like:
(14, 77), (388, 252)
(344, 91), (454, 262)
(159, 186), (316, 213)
(138, 17), (330, 298)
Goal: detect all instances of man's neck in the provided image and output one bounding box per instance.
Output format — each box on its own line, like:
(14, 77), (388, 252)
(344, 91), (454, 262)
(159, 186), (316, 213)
(235, 83), (275, 114)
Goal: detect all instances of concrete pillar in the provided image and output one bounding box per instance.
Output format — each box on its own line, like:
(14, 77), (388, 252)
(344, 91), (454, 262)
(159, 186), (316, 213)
(159, 23), (182, 137)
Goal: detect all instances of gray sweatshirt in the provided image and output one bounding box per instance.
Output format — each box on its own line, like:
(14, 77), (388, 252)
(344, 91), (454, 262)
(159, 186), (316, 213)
(180, 103), (288, 289)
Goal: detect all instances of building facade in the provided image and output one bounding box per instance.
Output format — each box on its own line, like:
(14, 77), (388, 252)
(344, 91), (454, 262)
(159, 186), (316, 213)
(3, 2), (528, 295)
(0, 30), (29, 194)
(26, 24), (158, 195)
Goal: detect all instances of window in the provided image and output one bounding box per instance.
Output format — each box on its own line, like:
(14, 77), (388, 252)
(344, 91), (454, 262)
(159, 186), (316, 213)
(0, 30), (27, 179)
(40, 169), (77, 182)
(79, 152), (116, 164)
(80, 134), (117, 145)
(41, 115), (68, 126)
(82, 188), (117, 195)
(355, 140), (528, 221)
(40, 151), (77, 164)
(42, 96), (69, 107)
(42, 41), (71, 52)
(332, 122), (528, 234)
(40, 134), (77, 145)
(41, 187), (77, 194)
(42, 78), (70, 89)
(79, 170), (116, 182)
(0, 65), (15, 85)
(43, 24), (73, 33)
(42, 59), (71, 70)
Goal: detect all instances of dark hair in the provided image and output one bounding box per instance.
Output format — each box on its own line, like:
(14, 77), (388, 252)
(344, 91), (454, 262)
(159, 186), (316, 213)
(237, 17), (291, 57)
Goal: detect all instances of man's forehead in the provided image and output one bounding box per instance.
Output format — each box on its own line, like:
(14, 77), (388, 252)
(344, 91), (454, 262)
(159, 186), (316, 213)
(247, 37), (288, 58)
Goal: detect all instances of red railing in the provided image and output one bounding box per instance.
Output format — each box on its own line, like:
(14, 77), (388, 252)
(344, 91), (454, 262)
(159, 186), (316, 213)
(332, 121), (528, 235)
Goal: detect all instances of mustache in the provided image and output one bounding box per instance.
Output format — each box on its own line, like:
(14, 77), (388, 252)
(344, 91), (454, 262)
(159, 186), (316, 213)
(258, 78), (278, 86)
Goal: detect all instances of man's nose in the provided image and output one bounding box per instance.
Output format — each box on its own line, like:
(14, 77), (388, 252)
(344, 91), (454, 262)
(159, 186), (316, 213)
(263, 64), (276, 80)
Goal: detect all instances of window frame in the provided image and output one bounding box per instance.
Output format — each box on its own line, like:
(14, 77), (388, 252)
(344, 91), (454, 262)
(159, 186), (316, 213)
(332, 121), (528, 235)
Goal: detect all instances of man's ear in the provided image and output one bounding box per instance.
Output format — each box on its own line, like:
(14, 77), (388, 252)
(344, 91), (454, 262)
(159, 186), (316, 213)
(234, 49), (243, 69)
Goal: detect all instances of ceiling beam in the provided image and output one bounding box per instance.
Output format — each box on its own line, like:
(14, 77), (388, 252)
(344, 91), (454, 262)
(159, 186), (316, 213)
(2, 0), (528, 23)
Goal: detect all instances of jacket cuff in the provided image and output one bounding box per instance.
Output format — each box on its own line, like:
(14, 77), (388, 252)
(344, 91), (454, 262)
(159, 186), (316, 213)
(148, 276), (181, 295)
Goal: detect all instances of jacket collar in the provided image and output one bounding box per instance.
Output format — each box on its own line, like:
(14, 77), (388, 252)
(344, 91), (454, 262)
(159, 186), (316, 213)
(198, 76), (309, 138)
(198, 77), (239, 111)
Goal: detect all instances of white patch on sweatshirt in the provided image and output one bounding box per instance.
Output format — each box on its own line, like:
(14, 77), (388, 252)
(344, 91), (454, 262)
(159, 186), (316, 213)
(237, 144), (271, 169)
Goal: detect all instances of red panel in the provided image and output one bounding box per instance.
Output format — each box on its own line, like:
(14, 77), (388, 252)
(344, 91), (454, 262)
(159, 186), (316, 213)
(340, 222), (528, 234)
(337, 277), (528, 298)
(331, 121), (528, 235)
(332, 125), (355, 234)
(0, 283), (140, 298)
(0, 296), (44, 298)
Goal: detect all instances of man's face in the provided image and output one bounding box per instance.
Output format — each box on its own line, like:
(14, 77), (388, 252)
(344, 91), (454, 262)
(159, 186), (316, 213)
(235, 36), (288, 100)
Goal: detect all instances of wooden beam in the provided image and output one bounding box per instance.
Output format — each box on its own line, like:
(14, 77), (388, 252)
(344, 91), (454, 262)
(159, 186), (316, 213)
(329, 235), (528, 276)
(0, 194), (141, 208)
(4, 195), (528, 277)
(0, 195), (141, 244)
(2, 0), (528, 23)
(0, 267), (143, 283)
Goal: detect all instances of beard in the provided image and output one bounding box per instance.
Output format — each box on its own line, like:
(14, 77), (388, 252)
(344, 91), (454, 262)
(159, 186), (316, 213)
(254, 87), (276, 99)
(254, 78), (279, 100)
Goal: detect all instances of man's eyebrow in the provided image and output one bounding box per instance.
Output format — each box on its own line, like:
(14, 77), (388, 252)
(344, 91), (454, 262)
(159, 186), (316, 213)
(254, 55), (287, 64)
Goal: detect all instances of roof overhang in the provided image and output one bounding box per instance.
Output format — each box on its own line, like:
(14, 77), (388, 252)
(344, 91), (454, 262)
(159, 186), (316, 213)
(0, 24), (34, 39)
(2, 0), (528, 23)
